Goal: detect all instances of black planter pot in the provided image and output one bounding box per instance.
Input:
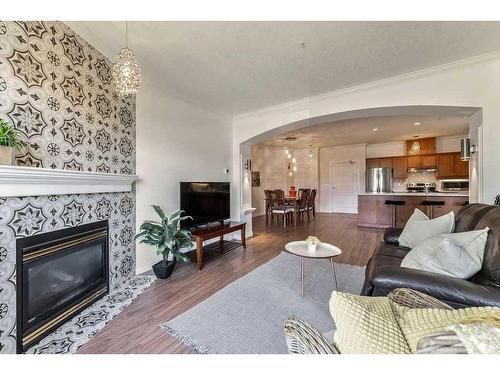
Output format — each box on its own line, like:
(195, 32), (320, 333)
(152, 257), (177, 279)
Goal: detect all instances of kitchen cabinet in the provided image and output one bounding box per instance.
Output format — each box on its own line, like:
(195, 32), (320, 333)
(357, 194), (469, 228)
(392, 156), (407, 180)
(437, 152), (468, 178)
(366, 158), (380, 169)
(406, 137), (436, 155)
(379, 158), (394, 169)
(421, 154), (437, 168)
(453, 152), (469, 177)
(366, 151), (468, 179)
(357, 195), (392, 228)
(407, 155), (421, 168)
(437, 153), (454, 178)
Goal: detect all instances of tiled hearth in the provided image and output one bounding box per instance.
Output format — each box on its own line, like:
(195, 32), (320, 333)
(26, 274), (155, 354)
(0, 21), (142, 353)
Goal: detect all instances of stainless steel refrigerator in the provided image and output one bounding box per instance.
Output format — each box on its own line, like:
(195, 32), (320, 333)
(366, 167), (393, 193)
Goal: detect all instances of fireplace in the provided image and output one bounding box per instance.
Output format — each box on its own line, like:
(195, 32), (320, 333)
(16, 220), (109, 353)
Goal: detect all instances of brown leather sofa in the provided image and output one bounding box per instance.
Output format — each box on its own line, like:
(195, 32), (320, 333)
(361, 203), (500, 308)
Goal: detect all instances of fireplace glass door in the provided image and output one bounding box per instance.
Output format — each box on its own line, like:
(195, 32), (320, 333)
(16, 220), (109, 353)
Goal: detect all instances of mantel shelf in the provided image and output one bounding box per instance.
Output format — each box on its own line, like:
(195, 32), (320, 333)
(0, 165), (139, 198)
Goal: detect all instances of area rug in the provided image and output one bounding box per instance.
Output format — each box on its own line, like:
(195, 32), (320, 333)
(27, 274), (156, 354)
(160, 252), (365, 354)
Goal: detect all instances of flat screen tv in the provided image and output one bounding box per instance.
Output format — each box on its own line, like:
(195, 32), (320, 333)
(180, 182), (230, 228)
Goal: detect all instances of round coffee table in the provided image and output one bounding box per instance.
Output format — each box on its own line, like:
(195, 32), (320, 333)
(284, 241), (342, 298)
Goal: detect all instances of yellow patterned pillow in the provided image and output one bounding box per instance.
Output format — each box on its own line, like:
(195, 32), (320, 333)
(394, 305), (500, 353)
(329, 291), (411, 354)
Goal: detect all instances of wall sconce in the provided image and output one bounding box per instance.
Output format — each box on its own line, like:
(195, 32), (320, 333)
(460, 138), (477, 161)
(244, 159), (252, 171)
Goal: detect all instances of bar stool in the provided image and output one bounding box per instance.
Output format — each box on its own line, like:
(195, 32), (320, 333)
(384, 200), (405, 227)
(421, 200), (445, 219)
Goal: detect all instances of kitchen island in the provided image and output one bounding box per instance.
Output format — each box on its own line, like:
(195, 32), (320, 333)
(357, 192), (469, 228)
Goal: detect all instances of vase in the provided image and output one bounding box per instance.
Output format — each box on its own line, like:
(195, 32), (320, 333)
(152, 257), (177, 279)
(307, 243), (317, 252)
(0, 146), (15, 165)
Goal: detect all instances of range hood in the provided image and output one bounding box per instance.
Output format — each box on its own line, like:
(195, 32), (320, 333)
(407, 167), (437, 173)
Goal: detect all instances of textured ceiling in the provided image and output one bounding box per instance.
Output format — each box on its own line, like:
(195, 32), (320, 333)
(66, 21), (500, 116)
(258, 115), (469, 148)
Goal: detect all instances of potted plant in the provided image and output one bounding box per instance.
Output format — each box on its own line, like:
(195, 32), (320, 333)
(0, 118), (26, 165)
(135, 206), (193, 279)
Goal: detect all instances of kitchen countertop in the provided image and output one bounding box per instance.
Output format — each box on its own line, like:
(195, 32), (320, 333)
(359, 192), (469, 197)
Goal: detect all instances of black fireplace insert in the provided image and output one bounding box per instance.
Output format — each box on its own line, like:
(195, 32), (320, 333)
(16, 220), (109, 353)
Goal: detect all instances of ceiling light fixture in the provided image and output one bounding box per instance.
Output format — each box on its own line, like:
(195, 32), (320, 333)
(112, 21), (142, 96)
(372, 128), (379, 132)
(413, 122), (421, 125)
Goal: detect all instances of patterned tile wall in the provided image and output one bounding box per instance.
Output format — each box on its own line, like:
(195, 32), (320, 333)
(0, 21), (136, 353)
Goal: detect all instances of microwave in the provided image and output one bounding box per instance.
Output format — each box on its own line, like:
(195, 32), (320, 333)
(440, 180), (469, 191)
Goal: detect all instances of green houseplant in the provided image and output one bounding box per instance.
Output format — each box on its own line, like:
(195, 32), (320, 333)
(0, 118), (27, 165)
(135, 206), (193, 279)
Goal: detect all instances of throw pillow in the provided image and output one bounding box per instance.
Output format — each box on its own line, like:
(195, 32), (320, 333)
(398, 209), (455, 248)
(401, 228), (489, 279)
(329, 291), (411, 354)
(394, 304), (500, 352)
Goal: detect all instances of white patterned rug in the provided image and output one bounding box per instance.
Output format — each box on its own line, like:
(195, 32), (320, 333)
(27, 274), (156, 354)
(161, 252), (365, 354)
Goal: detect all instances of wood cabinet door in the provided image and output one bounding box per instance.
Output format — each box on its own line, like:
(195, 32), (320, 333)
(432, 196), (469, 218)
(379, 157), (394, 169)
(366, 159), (379, 169)
(357, 196), (379, 225)
(421, 154), (437, 168)
(393, 156), (408, 180)
(453, 152), (469, 177)
(437, 153), (454, 178)
(407, 155), (421, 168)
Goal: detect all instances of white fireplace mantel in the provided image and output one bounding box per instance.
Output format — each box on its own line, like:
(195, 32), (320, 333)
(0, 165), (139, 198)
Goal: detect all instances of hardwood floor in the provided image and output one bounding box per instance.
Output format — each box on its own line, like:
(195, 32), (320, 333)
(77, 213), (383, 354)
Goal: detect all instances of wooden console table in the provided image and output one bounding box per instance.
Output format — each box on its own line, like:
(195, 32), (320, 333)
(190, 222), (246, 270)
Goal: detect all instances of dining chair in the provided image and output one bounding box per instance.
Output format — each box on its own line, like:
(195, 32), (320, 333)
(269, 191), (293, 227)
(293, 190), (310, 225)
(306, 189), (317, 221)
(264, 190), (272, 224)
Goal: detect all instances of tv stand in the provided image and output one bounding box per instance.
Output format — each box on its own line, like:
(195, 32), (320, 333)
(189, 222), (246, 270)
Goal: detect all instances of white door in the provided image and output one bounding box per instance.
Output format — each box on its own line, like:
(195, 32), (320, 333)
(330, 161), (358, 213)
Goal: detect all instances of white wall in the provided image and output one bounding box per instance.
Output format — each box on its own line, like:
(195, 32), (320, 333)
(135, 78), (232, 274)
(366, 141), (406, 158)
(251, 146), (288, 216)
(318, 144), (367, 213)
(233, 54), (500, 219)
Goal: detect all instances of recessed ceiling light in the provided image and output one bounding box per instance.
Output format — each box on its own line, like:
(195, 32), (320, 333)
(413, 122), (421, 126)
(372, 128), (379, 132)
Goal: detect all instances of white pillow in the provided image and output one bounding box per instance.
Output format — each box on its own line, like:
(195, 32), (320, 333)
(398, 209), (455, 248)
(401, 228), (489, 279)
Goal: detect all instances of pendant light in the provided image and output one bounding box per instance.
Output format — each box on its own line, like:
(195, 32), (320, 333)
(112, 21), (142, 96)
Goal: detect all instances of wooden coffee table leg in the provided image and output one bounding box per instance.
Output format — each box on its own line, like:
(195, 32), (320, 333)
(241, 225), (246, 249)
(196, 237), (203, 270)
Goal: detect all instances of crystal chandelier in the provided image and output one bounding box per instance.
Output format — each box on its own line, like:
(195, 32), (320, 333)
(112, 22), (141, 96)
